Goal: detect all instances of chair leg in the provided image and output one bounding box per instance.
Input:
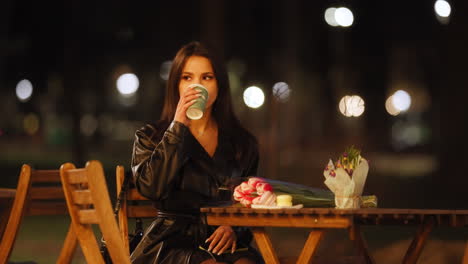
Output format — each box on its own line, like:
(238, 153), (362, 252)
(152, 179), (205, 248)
(56, 225), (78, 264)
(75, 224), (106, 264)
(0, 197), (14, 238)
(0, 165), (32, 264)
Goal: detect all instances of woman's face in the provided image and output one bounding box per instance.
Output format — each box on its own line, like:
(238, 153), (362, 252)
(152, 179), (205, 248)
(178, 56), (218, 111)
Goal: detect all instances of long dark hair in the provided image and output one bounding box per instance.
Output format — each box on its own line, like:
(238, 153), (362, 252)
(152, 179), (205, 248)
(158, 41), (257, 162)
(160, 41), (231, 127)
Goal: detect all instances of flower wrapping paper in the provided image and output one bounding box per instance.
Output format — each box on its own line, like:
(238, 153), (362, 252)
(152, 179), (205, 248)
(323, 156), (369, 209)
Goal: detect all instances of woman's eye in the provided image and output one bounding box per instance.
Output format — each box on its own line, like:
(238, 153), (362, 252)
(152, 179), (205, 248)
(203, 75), (214, 80)
(181, 75), (191, 81)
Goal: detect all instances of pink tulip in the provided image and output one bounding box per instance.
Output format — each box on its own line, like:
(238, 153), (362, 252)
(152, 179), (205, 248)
(256, 182), (273, 195)
(233, 186), (244, 201)
(240, 182), (254, 194)
(247, 177), (265, 189)
(240, 195), (255, 206)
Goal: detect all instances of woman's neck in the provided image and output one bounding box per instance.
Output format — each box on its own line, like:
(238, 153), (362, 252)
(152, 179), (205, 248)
(190, 108), (216, 136)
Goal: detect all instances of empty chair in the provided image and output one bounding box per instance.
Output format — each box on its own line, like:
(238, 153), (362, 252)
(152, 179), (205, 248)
(60, 160), (130, 264)
(115, 165), (157, 253)
(0, 164), (77, 264)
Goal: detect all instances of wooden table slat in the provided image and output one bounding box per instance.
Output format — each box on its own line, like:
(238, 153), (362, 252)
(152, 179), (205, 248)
(225, 207), (240, 213)
(211, 207), (226, 213)
(254, 209), (269, 214)
(239, 207), (252, 214)
(300, 208), (316, 214)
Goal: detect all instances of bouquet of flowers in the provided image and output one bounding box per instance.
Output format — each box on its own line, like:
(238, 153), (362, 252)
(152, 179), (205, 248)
(232, 176), (377, 208)
(323, 146), (371, 209)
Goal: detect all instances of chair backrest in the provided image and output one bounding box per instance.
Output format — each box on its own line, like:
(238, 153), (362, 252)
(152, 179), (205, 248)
(0, 164), (77, 264)
(60, 161), (130, 264)
(116, 166), (157, 253)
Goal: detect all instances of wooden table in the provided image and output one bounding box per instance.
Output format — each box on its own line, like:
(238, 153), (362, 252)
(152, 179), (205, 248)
(201, 207), (468, 264)
(0, 188), (16, 238)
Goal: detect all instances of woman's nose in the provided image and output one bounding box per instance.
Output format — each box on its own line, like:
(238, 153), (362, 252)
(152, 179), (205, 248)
(193, 76), (201, 84)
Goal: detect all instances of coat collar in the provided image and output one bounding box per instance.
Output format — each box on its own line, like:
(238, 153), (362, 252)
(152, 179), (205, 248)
(184, 127), (235, 163)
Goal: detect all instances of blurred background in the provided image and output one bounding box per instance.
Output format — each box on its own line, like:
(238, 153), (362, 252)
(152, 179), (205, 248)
(1, 0), (467, 263)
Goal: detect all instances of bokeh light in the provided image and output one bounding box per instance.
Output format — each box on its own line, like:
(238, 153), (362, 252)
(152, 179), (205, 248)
(116, 73), (139, 96)
(338, 95), (365, 117)
(324, 7), (338, 27)
(272, 82), (291, 102)
(335, 7), (354, 27)
(385, 95), (400, 116)
(392, 90), (411, 112)
(434, 0), (451, 17)
(243, 86), (265, 109)
(16, 79), (33, 102)
(23, 113), (40, 135)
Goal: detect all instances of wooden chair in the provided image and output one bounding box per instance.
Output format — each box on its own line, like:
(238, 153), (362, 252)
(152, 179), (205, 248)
(0, 164), (78, 264)
(116, 165), (157, 253)
(0, 188), (16, 239)
(60, 160), (130, 264)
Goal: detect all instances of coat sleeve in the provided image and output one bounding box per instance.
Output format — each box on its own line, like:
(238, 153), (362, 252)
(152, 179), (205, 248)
(131, 121), (189, 201)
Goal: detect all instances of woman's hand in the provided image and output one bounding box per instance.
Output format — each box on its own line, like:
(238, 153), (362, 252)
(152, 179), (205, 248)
(206, 225), (237, 255)
(173, 85), (201, 126)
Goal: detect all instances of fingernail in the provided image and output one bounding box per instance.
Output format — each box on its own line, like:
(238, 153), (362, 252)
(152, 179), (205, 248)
(205, 238), (209, 243)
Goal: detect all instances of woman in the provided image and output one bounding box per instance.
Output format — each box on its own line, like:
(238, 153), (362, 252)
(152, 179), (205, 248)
(131, 41), (263, 264)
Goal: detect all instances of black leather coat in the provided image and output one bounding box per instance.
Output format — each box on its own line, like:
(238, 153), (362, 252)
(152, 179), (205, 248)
(130, 121), (262, 264)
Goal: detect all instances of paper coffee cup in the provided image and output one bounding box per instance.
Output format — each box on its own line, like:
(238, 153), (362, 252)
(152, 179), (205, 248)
(186, 84), (209, 120)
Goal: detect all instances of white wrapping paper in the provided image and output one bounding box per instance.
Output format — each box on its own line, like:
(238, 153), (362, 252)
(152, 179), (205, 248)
(323, 158), (369, 209)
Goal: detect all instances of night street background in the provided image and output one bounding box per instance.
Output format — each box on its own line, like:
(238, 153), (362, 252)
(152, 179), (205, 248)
(1, 1), (467, 263)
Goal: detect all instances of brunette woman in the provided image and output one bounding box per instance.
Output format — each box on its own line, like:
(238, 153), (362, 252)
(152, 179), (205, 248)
(131, 41), (263, 264)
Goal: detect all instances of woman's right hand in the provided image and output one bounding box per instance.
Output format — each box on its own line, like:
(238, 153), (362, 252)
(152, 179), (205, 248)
(173, 85), (201, 126)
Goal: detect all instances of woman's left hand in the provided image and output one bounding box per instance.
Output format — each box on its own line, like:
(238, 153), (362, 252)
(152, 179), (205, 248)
(206, 225), (237, 255)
